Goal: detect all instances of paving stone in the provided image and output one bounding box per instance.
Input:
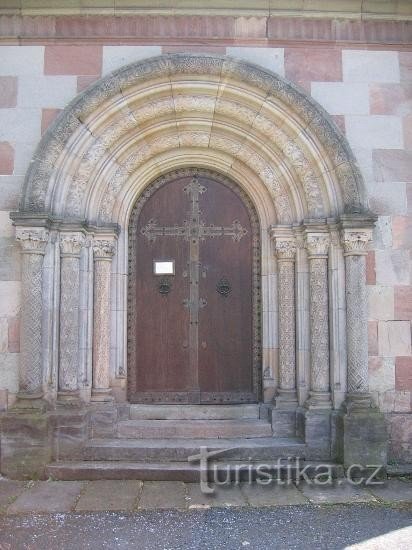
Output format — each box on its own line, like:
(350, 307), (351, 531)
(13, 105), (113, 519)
(75, 480), (142, 511)
(138, 481), (187, 510)
(0, 479), (26, 509)
(7, 481), (84, 513)
(367, 479), (412, 502)
(186, 482), (247, 509)
(240, 482), (308, 507)
(298, 481), (377, 504)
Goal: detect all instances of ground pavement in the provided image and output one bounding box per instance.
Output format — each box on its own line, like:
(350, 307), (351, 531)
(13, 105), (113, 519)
(0, 477), (411, 549)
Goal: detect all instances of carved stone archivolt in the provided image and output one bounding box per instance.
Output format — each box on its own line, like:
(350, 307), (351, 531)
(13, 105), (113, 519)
(18, 54), (365, 228)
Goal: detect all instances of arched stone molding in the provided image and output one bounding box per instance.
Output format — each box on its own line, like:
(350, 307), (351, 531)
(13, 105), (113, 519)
(11, 54), (374, 418)
(20, 54), (366, 226)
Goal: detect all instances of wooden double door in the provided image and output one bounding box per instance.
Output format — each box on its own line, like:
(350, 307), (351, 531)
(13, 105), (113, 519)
(128, 170), (260, 404)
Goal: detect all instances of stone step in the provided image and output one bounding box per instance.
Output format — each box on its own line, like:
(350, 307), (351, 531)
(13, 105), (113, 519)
(129, 404), (260, 421)
(46, 460), (344, 482)
(83, 437), (306, 462)
(117, 419), (272, 439)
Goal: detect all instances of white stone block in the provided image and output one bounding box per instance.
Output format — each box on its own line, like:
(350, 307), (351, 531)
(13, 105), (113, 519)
(227, 47), (284, 76)
(368, 286), (394, 321)
(18, 76), (77, 109)
(0, 211), (14, 238)
(0, 176), (24, 211)
(369, 357), (395, 393)
(346, 116), (403, 150)
(378, 321), (412, 357)
(311, 82), (369, 115)
(375, 249), (410, 286)
(0, 353), (19, 393)
(12, 142), (38, 177)
(352, 148), (374, 184)
(102, 46), (162, 76)
(0, 282), (20, 316)
(373, 216), (392, 250)
(0, 46), (44, 76)
(342, 50), (400, 83)
(367, 181), (407, 216)
(0, 109), (41, 143)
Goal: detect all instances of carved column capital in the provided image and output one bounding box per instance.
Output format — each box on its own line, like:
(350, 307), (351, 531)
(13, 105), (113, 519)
(340, 228), (373, 256)
(305, 232), (330, 258)
(275, 237), (297, 261)
(93, 238), (116, 261)
(59, 232), (85, 257)
(16, 228), (49, 255)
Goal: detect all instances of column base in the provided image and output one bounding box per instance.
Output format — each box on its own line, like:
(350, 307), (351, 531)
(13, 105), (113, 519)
(13, 392), (48, 413)
(301, 408), (332, 460)
(305, 391), (332, 410)
(339, 398), (388, 472)
(274, 389), (298, 409)
(0, 409), (51, 480)
(343, 392), (373, 412)
(91, 388), (113, 402)
(57, 390), (82, 407)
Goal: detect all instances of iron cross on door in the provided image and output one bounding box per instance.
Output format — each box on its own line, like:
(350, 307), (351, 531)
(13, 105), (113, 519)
(140, 175), (249, 400)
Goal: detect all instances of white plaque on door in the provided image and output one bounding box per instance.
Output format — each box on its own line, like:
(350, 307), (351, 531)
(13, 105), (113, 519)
(153, 260), (175, 275)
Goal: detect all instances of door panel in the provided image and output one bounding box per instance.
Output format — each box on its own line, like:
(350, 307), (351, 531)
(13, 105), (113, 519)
(128, 170), (258, 404)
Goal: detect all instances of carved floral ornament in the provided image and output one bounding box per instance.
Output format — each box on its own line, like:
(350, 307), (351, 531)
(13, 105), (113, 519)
(92, 239), (116, 260)
(341, 229), (373, 255)
(18, 55), (366, 227)
(274, 237), (297, 260)
(59, 233), (86, 256)
(15, 228), (49, 254)
(305, 233), (330, 257)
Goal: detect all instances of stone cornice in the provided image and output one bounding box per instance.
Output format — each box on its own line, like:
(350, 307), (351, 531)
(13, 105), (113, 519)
(0, 14), (410, 46)
(10, 213), (120, 236)
(1, 1), (411, 20)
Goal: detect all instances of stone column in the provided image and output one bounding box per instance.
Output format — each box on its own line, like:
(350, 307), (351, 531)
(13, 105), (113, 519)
(305, 231), (332, 409)
(91, 238), (116, 401)
(274, 234), (298, 407)
(58, 232), (85, 402)
(341, 227), (373, 408)
(15, 228), (49, 404)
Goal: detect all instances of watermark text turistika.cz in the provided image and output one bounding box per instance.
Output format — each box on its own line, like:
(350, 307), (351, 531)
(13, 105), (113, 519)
(188, 447), (384, 494)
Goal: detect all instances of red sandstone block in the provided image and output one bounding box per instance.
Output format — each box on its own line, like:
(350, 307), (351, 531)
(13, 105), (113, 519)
(77, 75), (100, 93)
(368, 320), (378, 356)
(44, 45), (103, 76)
(366, 251), (376, 285)
(373, 150), (412, 183)
(392, 216), (412, 249)
(394, 286), (412, 321)
(284, 47), (342, 83)
(370, 84), (412, 116)
(41, 108), (62, 136)
(399, 52), (412, 82)
(162, 45), (226, 55)
(8, 316), (19, 353)
(0, 76), (17, 108)
(0, 142), (14, 175)
(395, 356), (412, 391)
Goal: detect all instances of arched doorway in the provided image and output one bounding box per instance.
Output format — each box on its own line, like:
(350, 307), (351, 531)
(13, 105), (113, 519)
(128, 168), (261, 404)
(3, 54), (387, 480)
